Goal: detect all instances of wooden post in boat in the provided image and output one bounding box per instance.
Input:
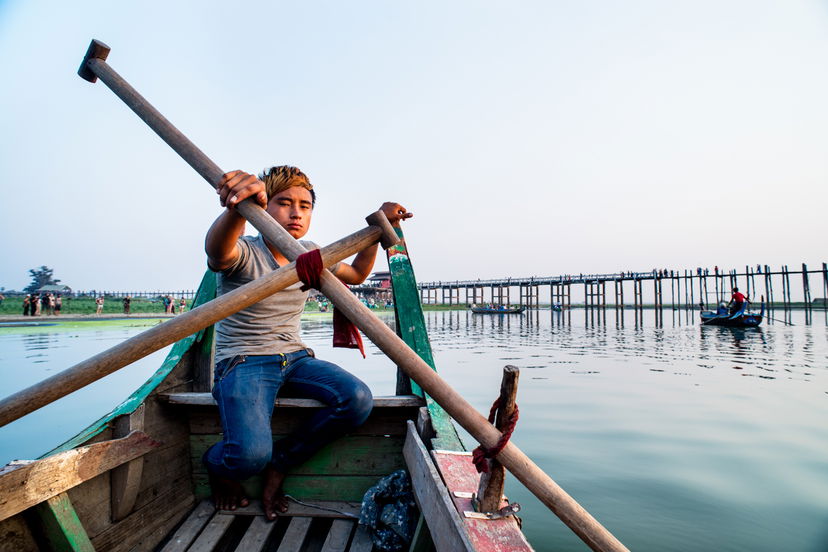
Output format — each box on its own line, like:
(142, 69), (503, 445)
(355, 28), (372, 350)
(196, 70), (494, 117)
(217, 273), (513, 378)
(77, 41), (630, 552)
(477, 366), (519, 513)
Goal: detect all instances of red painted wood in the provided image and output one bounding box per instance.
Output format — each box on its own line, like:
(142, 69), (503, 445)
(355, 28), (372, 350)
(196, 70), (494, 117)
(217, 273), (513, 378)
(431, 451), (534, 551)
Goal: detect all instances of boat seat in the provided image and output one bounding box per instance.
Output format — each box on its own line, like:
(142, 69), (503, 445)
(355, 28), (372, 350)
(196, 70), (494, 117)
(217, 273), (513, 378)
(161, 394), (426, 504)
(159, 393), (424, 409)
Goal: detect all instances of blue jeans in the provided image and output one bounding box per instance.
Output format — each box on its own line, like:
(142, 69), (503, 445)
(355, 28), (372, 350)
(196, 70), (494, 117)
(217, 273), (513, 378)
(203, 350), (373, 480)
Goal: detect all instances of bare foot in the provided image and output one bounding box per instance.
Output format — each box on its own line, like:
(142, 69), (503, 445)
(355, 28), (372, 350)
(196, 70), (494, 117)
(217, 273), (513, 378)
(209, 472), (249, 511)
(262, 466), (289, 520)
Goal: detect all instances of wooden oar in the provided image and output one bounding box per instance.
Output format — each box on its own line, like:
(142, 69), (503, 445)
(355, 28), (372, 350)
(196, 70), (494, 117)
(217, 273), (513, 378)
(0, 224), (389, 427)
(76, 40), (629, 552)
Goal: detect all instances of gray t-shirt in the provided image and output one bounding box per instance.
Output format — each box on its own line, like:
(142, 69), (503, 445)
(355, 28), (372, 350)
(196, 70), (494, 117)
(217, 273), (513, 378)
(214, 234), (337, 362)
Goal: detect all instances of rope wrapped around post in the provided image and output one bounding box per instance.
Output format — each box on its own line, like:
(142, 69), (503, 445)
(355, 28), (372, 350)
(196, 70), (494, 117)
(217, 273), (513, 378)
(472, 397), (520, 473)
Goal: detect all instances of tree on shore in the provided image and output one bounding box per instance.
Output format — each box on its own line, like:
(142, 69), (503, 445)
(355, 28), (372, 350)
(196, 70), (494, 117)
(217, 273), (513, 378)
(25, 266), (60, 294)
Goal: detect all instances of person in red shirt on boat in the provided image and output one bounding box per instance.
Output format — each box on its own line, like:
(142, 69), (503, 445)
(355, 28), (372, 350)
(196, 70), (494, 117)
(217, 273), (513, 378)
(728, 287), (749, 315)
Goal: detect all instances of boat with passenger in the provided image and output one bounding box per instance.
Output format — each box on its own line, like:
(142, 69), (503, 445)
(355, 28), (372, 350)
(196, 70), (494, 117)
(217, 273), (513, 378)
(700, 300), (764, 327)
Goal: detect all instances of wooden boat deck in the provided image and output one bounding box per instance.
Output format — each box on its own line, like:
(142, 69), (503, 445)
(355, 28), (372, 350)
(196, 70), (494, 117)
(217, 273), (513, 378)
(161, 499), (373, 552)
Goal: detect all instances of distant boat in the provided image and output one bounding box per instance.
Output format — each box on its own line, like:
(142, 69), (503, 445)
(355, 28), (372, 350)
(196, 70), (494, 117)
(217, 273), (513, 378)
(700, 301), (764, 327)
(470, 305), (526, 314)
(551, 304), (562, 312)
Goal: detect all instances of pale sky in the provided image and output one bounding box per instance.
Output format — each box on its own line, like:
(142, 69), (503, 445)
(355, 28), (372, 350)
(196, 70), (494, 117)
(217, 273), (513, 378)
(1, 1), (826, 293)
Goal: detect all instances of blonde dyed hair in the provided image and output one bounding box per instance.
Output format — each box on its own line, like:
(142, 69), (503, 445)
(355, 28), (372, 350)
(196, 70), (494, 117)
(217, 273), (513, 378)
(259, 165), (316, 205)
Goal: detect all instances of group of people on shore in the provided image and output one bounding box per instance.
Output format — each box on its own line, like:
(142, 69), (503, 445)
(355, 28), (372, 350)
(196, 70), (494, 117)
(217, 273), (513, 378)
(161, 295), (187, 315)
(22, 293), (62, 316)
(121, 295), (187, 315)
(15, 294), (189, 316)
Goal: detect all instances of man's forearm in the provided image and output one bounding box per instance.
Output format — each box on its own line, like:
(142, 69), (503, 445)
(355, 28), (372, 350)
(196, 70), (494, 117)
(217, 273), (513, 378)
(205, 210), (246, 269)
(345, 243), (380, 284)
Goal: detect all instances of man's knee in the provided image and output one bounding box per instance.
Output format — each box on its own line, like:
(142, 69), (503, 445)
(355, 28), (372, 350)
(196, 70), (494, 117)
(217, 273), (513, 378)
(344, 381), (373, 425)
(224, 442), (271, 478)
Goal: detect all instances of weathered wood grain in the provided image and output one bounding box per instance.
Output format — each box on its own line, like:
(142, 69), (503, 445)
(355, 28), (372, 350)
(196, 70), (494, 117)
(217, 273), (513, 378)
(68, 438), (190, 540)
(277, 516), (312, 552)
(187, 511), (233, 551)
(477, 365), (520, 513)
(160, 500), (215, 552)
(0, 431), (159, 522)
(432, 449), (533, 551)
(235, 515), (277, 552)
(320, 518), (354, 552)
(189, 434), (405, 477)
(161, 393), (424, 408)
(0, 514), (39, 552)
(110, 404), (146, 521)
(191, 324), (215, 393)
(403, 421), (475, 552)
(88, 474), (194, 552)
(28, 493), (95, 552)
(349, 524), (374, 552)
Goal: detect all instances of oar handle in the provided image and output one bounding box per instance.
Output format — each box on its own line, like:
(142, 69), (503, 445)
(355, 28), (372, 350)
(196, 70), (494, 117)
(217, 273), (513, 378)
(80, 40), (365, 260)
(80, 40), (223, 186)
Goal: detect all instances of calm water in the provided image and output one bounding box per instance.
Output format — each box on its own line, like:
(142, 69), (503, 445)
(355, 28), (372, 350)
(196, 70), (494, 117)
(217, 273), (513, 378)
(1, 309), (827, 551)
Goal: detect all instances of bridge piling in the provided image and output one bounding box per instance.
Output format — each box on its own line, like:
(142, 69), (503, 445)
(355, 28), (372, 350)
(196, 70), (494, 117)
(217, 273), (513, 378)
(802, 263), (812, 309)
(823, 263), (828, 310)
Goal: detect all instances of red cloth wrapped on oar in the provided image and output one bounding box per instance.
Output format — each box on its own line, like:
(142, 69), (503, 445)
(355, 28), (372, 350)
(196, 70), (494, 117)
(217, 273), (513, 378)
(295, 248), (366, 358)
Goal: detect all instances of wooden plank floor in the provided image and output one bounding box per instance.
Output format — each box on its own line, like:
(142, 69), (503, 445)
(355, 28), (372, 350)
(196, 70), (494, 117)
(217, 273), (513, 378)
(161, 500), (375, 552)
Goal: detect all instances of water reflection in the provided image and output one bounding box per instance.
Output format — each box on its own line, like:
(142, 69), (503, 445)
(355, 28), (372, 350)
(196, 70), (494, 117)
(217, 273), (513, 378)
(431, 307), (826, 387)
(423, 307), (828, 552)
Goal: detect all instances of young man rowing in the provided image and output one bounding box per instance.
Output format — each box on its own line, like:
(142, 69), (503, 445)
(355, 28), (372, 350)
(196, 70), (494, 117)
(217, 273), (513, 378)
(204, 166), (411, 520)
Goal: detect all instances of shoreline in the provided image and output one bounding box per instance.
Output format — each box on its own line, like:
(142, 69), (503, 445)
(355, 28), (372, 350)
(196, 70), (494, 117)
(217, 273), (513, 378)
(1, 303), (818, 325)
(0, 313), (176, 324)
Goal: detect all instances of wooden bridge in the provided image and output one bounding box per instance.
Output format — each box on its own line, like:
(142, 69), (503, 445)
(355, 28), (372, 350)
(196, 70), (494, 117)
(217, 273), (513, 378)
(418, 263), (828, 310)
